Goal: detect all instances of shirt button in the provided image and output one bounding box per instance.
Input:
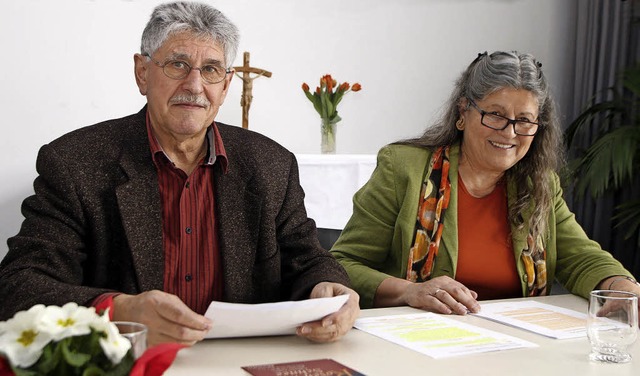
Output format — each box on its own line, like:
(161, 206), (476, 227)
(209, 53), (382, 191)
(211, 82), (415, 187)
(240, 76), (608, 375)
(185, 182), (190, 188)
(185, 274), (192, 282)
(185, 227), (192, 234)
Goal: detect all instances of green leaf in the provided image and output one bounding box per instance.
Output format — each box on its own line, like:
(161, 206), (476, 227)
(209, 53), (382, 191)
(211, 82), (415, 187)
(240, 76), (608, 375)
(304, 90), (326, 118)
(333, 89), (346, 108)
(326, 100), (335, 119)
(82, 365), (107, 376)
(622, 64), (640, 97)
(12, 368), (39, 376)
(311, 94), (323, 117)
(103, 352), (135, 376)
(303, 90), (316, 105)
(612, 199), (640, 239)
(573, 126), (639, 198)
(31, 342), (62, 375)
(320, 90), (331, 119)
(62, 338), (91, 367)
(319, 90), (326, 118)
(565, 97), (623, 148)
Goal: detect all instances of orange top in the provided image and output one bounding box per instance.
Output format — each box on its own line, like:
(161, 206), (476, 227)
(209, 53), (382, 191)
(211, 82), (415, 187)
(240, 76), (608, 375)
(456, 175), (521, 300)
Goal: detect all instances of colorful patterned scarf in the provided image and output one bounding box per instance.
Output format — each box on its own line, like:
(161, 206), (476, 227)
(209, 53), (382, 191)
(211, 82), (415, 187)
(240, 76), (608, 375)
(406, 146), (451, 282)
(522, 233), (548, 296)
(406, 145), (548, 296)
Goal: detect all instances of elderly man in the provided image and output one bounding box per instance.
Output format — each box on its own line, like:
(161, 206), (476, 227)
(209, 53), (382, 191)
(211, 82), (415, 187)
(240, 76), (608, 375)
(0, 1), (359, 345)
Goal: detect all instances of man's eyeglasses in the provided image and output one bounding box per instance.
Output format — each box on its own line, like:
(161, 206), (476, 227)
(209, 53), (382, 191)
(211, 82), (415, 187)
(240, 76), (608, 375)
(467, 98), (541, 136)
(143, 54), (231, 84)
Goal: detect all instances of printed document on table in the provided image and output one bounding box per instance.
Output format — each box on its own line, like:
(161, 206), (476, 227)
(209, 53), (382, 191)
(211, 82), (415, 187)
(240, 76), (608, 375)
(354, 313), (537, 359)
(474, 300), (587, 339)
(204, 294), (349, 338)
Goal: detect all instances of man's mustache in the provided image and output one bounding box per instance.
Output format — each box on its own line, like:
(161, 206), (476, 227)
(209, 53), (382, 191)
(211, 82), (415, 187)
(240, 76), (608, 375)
(169, 94), (210, 107)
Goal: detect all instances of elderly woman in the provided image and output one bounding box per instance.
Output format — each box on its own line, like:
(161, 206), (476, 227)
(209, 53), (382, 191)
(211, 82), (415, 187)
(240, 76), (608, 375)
(331, 51), (639, 315)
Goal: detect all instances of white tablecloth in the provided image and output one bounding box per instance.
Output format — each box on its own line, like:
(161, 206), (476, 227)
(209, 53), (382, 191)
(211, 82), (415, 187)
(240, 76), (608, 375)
(295, 154), (377, 230)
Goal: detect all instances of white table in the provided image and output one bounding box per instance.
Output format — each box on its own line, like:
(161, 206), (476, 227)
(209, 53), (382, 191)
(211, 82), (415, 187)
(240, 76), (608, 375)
(295, 154), (377, 230)
(165, 294), (639, 375)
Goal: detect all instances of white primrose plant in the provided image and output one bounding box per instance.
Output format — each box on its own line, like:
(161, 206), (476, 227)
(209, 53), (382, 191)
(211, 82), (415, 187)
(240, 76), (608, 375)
(0, 302), (134, 376)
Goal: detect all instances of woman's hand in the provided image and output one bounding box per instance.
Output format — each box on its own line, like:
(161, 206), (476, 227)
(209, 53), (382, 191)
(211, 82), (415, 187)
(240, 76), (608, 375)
(375, 276), (480, 315)
(597, 276), (640, 320)
(403, 276), (480, 314)
(296, 282), (360, 343)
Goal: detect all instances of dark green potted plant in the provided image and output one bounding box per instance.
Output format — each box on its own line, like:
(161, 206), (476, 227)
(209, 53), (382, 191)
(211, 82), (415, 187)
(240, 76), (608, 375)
(564, 64), (640, 240)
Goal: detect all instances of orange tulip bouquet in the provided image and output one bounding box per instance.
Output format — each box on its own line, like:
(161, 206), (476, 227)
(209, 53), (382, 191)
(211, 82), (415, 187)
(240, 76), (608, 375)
(302, 74), (361, 153)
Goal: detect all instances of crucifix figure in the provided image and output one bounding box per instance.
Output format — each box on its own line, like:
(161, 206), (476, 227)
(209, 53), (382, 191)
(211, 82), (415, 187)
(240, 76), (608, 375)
(233, 51), (272, 129)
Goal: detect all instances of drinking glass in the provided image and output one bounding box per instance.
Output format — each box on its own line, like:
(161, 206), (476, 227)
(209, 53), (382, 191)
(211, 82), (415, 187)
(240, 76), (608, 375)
(113, 321), (148, 359)
(587, 290), (638, 363)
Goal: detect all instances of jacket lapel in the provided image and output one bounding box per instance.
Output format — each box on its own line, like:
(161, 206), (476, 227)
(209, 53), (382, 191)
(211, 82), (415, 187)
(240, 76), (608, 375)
(213, 132), (262, 302)
(114, 115), (164, 292)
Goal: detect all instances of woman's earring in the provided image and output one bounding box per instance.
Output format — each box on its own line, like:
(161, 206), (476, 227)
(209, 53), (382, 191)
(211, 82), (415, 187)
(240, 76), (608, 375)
(456, 118), (465, 130)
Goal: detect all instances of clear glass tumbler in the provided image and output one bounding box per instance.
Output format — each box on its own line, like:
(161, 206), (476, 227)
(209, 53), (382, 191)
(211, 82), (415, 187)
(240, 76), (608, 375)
(587, 290), (638, 363)
(113, 321), (148, 359)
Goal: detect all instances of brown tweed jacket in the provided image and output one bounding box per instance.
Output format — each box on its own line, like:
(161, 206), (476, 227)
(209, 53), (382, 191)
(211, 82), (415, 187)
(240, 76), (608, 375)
(0, 108), (349, 320)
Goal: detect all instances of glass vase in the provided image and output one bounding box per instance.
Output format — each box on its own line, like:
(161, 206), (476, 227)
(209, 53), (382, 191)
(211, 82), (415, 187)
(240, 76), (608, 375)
(320, 118), (338, 154)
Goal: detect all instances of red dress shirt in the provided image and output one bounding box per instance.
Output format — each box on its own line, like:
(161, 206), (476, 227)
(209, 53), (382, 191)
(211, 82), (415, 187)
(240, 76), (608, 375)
(147, 115), (228, 314)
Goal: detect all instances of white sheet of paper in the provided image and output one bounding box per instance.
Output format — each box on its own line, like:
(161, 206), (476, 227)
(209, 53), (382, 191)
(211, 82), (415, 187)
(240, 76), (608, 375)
(355, 312), (537, 359)
(204, 294), (349, 338)
(473, 300), (587, 339)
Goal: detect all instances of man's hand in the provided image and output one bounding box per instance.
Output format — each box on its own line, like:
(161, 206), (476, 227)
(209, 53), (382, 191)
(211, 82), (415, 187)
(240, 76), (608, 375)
(113, 290), (212, 346)
(296, 282), (360, 343)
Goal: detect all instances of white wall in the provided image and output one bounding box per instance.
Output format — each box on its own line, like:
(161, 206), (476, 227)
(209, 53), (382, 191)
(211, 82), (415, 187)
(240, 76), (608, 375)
(0, 0), (577, 260)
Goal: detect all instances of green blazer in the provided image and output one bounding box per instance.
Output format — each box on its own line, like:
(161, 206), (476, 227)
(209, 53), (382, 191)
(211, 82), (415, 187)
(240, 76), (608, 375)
(331, 143), (632, 308)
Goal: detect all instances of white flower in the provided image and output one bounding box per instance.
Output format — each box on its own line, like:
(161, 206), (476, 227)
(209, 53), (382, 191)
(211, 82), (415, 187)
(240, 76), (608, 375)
(39, 302), (96, 341)
(0, 305), (52, 368)
(94, 312), (131, 365)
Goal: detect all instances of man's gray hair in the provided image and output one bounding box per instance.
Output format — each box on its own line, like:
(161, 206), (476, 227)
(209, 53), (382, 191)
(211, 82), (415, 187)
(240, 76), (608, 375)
(140, 1), (240, 68)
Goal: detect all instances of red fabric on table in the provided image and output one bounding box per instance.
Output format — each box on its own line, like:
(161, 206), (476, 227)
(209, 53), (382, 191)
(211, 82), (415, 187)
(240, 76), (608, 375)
(0, 357), (13, 376)
(130, 343), (188, 376)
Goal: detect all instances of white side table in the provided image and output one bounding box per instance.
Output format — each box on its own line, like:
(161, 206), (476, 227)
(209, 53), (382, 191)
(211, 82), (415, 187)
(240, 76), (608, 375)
(295, 154), (377, 230)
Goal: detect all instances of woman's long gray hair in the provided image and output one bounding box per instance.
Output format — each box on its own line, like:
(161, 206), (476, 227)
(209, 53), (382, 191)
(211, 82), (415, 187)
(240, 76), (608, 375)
(140, 1), (240, 69)
(400, 51), (564, 240)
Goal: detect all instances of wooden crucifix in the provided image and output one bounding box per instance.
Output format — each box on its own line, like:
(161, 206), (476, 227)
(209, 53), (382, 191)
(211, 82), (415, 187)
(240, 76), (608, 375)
(233, 52), (272, 129)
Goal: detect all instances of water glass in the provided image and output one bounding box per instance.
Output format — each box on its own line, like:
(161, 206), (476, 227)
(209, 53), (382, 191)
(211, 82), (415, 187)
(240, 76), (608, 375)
(114, 321), (148, 359)
(587, 290), (638, 363)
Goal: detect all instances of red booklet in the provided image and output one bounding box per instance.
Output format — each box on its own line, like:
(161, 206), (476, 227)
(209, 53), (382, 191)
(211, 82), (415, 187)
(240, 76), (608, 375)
(242, 358), (366, 376)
